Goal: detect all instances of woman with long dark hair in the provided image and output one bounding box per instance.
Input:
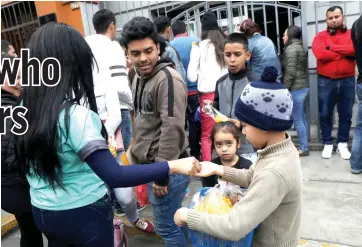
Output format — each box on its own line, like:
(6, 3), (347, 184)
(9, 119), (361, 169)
(281, 25), (309, 156)
(188, 11), (227, 162)
(18, 22), (200, 247)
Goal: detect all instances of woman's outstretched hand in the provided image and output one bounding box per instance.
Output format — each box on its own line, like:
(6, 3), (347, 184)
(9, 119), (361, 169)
(168, 157), (201, 176)
(195, 161), (224, 177)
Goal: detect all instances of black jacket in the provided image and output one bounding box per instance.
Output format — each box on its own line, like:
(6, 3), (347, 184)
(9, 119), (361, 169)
(1, 90), (28, 188)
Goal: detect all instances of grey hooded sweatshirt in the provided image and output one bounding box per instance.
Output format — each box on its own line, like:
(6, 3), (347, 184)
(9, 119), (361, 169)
(214, 66), (259, 154)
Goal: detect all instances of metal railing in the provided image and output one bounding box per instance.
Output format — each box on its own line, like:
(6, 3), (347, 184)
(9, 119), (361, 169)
(1, 1), (39, 55)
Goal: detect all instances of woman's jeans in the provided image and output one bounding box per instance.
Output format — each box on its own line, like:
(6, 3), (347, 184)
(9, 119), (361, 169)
(318, 76), (355, 144)
(148, 174), (190, 247)
(200, 92), (215, 161)
(291, 88), (310, 152)
(120, 109), (133, 151)
(32, 195), (113, 247)
(351, 83), (362, 171)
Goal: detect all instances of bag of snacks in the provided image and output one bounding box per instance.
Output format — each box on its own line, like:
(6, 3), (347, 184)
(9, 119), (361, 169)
(190, 185), (246, 215)
(202, 104), (230, 123)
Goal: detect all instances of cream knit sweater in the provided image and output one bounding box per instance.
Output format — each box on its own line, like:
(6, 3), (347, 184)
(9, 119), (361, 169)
(188, 135), (303, 247)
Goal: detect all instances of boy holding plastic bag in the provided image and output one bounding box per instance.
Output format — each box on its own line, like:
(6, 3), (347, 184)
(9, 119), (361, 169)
(175, 67), (303, 247)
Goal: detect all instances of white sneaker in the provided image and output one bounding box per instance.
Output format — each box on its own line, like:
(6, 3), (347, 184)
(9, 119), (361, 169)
(322, 144), (333, 159)
(337, 143), (351, 160)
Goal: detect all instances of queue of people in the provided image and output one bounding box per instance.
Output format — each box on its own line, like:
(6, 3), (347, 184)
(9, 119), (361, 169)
(0, 5), (361, 247)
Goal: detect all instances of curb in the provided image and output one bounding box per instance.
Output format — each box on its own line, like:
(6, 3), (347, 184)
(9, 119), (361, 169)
(1, 214), (18, 237)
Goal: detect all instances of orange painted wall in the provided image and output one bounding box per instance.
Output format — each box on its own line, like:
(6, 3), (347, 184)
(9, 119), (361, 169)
(34, 1), (85, 36)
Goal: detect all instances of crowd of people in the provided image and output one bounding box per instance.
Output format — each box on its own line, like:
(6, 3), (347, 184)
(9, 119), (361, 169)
(0, 5), (361, 247)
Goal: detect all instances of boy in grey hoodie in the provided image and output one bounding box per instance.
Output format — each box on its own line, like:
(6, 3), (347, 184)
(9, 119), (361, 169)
(214, 33), (259, 157)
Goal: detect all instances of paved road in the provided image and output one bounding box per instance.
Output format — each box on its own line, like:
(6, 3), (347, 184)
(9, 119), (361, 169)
(2, 229), (165, 247)
(2, 152), (362, 247)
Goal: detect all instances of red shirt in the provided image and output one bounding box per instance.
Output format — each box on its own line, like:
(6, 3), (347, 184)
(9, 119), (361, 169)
(312, 29), (355, 79)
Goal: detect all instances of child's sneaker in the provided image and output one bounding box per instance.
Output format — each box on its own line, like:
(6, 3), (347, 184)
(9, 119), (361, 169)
(134, 218), (154, 233)
(114, 208), (125, 217)
(136, 202), (146, 212)
(337, 142), (351, 160)
(322, 144), (333, 159)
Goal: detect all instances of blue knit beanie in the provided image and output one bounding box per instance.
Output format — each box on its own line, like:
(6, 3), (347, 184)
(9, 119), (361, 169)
(234, 66), (293, 131)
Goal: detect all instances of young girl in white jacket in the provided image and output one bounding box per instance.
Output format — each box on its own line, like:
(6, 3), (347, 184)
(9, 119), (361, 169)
(188, 11), (228, 162)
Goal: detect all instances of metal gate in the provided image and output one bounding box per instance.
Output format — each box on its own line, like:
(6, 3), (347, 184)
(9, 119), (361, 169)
(169, 1), (301, 55)
(1, 1), (39, 55)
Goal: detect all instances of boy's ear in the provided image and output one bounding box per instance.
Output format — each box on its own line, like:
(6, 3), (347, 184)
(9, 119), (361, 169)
(246, 50), (252, 61)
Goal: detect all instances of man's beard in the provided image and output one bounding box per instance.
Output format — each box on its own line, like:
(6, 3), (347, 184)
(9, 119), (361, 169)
(329, 24), (342, 31)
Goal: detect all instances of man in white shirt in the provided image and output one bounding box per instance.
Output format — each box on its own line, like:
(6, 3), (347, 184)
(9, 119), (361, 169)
(85, 9), (154, 233)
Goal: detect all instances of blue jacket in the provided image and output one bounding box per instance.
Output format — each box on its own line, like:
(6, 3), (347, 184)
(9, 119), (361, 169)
(248, 34), (282, 79)
(171, 35), (200, 93)
(162, 41), (186, 82)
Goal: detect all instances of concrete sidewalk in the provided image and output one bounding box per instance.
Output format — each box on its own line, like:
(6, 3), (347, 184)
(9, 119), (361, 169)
(117, 152), (362, 247)
(2, 152), (362, 247)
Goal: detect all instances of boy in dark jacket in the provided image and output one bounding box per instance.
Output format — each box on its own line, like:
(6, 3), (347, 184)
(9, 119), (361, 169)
(213, 33), (259, 159)
(1, 55), (44, 247)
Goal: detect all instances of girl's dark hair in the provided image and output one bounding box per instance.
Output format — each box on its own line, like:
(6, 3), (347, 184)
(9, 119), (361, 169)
(18, 22), (107, 190)
(286, 25), (302, 46)
(211, 121), (241, 144)
(239, 19), (262, 38)
(201, 30), (226, 68)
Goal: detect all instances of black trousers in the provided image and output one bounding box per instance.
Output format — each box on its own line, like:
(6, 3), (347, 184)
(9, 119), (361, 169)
(186, 93), (201, 159)
(2, 185), (44, 247)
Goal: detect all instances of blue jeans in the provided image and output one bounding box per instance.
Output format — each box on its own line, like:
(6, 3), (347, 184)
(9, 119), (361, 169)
(351, 83), (362, 171)
(148, 174), (190, 247)
(292, 88), (310, 151)
(120, 109), (133, 151)
(318, 76), (355, 144)
(32, 195), (113, 247)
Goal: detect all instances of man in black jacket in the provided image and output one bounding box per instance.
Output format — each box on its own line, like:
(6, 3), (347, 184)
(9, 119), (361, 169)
(350, 15), (362, 174)
(1, 55), (44, 246)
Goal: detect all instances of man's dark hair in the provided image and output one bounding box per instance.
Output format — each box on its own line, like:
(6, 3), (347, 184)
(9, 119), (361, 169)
(225, 33), (249, 50)
(171, 20), (186, 37)
(121, 17), (159, 48)
(1, 40), (11, 54)
(154, 16), (171, 34)
(92, 9), (116, 34)
(326, 6), (343, 16)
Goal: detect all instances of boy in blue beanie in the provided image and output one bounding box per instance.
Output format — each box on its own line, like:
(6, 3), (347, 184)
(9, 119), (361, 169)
(175, 67), (303, 247)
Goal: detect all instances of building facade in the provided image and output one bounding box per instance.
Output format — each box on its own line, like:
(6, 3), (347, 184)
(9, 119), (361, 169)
(98, 0), (360, 141)
(1, 1), (360, 141)
(1, 1), (100, 54)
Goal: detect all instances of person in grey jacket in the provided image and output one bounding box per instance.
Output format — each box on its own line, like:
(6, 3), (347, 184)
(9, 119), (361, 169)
(154, 16), (186, 81)
(281, 25), (310, 156)
(214, 33), (259, 158)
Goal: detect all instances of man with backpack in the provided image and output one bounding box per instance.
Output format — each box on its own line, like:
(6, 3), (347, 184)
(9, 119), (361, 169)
(121, 16), (190, 247)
